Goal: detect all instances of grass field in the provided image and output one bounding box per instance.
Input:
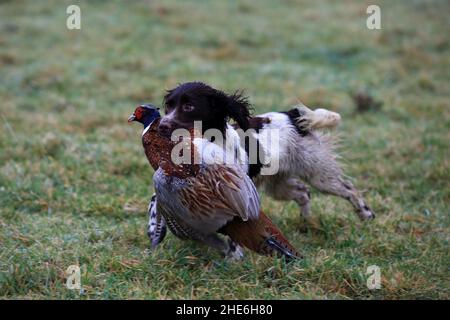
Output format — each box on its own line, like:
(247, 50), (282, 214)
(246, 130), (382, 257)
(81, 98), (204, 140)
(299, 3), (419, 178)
(0, 0), (449, 299)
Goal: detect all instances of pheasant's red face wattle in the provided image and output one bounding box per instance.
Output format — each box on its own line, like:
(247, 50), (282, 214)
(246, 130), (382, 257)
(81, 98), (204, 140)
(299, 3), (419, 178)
(130, 106), (144, 122)
(137, 106), (145, 119)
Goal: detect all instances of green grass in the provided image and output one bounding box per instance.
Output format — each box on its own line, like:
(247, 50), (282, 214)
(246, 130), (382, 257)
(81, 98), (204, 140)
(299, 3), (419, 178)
(0, 0), (449, 299)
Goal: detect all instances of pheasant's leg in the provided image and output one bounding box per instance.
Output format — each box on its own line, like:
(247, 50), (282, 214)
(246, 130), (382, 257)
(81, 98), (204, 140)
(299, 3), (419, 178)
(147, 194), (167, 248)
(202, 234), (244, 260)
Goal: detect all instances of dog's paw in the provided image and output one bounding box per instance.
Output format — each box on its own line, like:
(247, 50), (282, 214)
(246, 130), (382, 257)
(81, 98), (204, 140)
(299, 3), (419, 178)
(358, 206), (376, 221)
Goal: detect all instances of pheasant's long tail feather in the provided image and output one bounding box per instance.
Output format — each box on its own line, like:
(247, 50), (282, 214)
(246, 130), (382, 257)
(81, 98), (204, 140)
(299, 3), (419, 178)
(220, 210), (301, 260)
(263, 238), (298, 261)
(258, 211), (302, 260)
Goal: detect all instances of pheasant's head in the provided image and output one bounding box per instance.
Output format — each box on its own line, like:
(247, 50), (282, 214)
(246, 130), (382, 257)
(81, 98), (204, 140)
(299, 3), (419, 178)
(128, 104), (161, 127)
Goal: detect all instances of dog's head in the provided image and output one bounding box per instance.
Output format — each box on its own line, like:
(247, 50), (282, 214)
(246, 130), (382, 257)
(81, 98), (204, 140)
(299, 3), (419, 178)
(158, 82), (251, 137)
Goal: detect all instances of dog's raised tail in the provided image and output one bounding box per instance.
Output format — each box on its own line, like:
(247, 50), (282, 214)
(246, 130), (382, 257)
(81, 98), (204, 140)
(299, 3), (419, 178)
(294, 104), (341, 131)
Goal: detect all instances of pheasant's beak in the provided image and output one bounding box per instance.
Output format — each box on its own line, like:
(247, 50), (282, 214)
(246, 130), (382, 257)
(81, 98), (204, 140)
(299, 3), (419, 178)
(128, 114), (136, 122)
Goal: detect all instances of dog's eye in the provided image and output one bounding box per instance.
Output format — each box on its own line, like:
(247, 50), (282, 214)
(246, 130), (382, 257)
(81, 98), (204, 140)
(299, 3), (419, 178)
(182, 104), (195, 112)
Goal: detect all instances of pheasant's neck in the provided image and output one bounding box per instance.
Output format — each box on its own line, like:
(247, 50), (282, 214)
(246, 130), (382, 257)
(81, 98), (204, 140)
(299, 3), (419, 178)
(142, 117), (160, 136)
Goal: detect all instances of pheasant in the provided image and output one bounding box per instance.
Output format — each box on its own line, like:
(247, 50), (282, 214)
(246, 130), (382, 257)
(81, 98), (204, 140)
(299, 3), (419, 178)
(128, 104), (300, 260)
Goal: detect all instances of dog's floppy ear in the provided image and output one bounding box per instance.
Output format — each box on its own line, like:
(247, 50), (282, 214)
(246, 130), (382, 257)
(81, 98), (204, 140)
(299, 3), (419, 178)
(224, 91), (251, 130)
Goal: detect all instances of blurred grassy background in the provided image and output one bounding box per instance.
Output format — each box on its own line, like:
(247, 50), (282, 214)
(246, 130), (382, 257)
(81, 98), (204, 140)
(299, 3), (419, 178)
(0, 0), (449, 299)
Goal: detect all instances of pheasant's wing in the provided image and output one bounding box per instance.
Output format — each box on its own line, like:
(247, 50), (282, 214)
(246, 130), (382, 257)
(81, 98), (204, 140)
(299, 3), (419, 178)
(180, 164), (260, 230)
(201, 164), (260, 222)
(155, 164), (260, 235)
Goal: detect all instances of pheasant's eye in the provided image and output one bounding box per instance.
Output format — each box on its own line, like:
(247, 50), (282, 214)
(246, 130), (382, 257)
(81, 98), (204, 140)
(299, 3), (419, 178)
(182, 104), (195, 112)
(135, 109), (142, 119)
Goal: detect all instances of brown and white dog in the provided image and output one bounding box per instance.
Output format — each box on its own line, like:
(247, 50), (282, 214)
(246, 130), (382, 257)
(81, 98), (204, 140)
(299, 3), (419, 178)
(146, 81), (375, 247)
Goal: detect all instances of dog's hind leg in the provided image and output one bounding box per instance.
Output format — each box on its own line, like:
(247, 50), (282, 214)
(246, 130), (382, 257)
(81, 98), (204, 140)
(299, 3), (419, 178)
(308, 174), (375, 220)
(265, 177), (311, 217)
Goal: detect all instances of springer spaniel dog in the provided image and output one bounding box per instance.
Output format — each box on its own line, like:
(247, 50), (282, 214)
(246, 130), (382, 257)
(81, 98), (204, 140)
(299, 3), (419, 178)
(147, 81), (375, 247)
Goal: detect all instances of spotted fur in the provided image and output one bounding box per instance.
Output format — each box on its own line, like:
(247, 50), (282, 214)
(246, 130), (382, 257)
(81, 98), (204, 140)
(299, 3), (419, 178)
(251, 111), (374, 220)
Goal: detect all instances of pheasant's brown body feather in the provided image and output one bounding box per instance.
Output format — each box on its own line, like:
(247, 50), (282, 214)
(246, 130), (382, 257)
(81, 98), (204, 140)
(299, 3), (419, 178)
(142, 118), (168, 171)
